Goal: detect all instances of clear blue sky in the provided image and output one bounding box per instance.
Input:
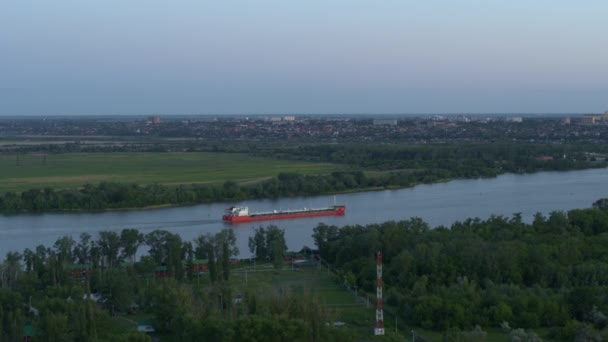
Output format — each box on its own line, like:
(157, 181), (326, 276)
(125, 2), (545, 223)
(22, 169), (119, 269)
(1, 0), (607, 115)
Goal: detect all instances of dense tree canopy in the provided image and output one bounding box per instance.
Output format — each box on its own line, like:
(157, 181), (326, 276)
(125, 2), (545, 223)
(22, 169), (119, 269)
(0, 226), (353, 341)
(3, 201), (608, 340)
(313, 205), (608, 339)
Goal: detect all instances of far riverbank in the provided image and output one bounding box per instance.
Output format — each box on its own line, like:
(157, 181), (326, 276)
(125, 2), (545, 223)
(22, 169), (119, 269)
(1, 163), (605, 215)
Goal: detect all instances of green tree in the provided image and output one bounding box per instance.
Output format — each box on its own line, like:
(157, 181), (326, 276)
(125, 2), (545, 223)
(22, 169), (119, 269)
(120, 228), (143, 263)
(216, 229), (238, 281)
(1, 252), (22, 289)
(194, 234), (218, 283)
(74, 233), (92, 264)
(592, 198), (608, 210)
(118, 331), (152, 342)
(266, 226), (287, 269)
(101, 269), (133, 313)
(98, 231), (122, 268)
(148, 280), (192, 334)
(248, 226), (267, 261)
(53, 236), (75, 266)
(312, 223), (339, 261)
(40, 310), (71, 342)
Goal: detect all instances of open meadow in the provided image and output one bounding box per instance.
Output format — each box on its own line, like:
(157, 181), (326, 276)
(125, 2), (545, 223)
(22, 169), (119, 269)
(0, 152), (341, 192)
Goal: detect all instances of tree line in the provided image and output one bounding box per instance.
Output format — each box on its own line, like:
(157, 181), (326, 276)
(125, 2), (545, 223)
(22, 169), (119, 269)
(280, 142), (605, 173)
(0, 170), (452, 213)
(0, 225), (356, 341)
(313, 200), (608, 340)
(4, 201), (608, 340)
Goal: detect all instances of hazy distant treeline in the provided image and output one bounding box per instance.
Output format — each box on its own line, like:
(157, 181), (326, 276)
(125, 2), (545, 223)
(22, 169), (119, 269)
(280, 142), (604, 172)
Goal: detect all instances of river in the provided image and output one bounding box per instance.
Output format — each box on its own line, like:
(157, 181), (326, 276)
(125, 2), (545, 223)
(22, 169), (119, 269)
(1, 168), (607, 257)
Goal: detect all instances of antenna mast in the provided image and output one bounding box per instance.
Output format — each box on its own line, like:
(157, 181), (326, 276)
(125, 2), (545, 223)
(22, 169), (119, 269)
(374, 251), (385, 336)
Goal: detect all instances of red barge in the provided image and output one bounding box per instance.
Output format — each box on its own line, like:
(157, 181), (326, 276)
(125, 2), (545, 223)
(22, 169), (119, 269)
(222, 205), (346, 223)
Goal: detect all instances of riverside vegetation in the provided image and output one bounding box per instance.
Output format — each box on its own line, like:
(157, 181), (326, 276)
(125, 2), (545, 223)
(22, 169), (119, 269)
(313, 199), (608, 341)
(2, 201), (608, 340)
(1, 142), (605, 213)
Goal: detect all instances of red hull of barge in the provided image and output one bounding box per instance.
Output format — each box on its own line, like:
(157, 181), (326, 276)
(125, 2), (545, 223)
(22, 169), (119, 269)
(223, 205), (345, 223)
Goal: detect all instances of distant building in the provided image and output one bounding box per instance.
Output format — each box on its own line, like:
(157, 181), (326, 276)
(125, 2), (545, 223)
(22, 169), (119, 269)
(373, 119), (398, 126)
(535, 156), (554, 162)
(67, 264), (91, 278)
(507, 117), (523, 123)
(137, 320), (156, 333)
(154, 259), (217, 278)
(581, 114), (600, 125)
(454, 116), (471, 123)
(190, 259), (209, 273)
(561, 117), (571, 124)
(283, 251), (306, 264)
(283, 116), (296, 121)
(147, 116), (161, 124)
(23, 322), (36, 342)
(604, 111), (608, 121)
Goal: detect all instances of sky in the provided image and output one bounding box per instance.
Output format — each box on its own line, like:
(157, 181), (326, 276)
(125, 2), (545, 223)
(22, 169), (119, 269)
(1, 0), (607, 116)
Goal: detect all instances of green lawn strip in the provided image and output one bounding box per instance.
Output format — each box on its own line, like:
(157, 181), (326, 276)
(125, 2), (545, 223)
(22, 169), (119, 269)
(243, 267), (522, 341)
(96, 312), (139, 340)
(229, 265), (407, 340)
(0, 152), (341, 192)
(411, 327), (520, 342)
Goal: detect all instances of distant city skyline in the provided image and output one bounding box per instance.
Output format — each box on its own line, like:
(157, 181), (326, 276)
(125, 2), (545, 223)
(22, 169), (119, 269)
(1, 1), (607, 116)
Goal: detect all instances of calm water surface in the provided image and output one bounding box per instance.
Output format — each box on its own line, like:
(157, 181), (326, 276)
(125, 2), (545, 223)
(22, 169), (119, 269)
(1, 168), (607, 257)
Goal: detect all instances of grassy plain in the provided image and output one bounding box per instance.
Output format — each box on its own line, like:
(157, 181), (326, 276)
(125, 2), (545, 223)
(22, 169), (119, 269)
(0, 152), (341, 192)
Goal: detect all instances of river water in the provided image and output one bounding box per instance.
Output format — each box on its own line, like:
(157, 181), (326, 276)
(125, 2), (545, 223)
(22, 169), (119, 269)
(1, 168), (607, 257)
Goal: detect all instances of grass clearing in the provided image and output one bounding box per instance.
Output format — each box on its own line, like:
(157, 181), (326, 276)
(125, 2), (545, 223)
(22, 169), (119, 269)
(0, 152), (342, 192)
(226, 264), (526, 341)
(228, 265), (406, 340)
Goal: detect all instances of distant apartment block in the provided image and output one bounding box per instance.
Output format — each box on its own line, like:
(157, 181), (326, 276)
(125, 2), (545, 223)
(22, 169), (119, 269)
(373, 119), (398, 126)
(147, 116), (161, 124)
(581, 114), (601, 125)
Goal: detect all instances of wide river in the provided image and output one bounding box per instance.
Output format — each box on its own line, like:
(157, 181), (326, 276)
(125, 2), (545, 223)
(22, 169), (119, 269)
(1, 168), (607, 257)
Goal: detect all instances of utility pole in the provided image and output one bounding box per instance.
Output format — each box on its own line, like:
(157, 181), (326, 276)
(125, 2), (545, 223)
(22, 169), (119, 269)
(374, 251), (384, 336)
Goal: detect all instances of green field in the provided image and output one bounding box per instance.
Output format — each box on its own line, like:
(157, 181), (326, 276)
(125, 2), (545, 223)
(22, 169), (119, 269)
(227, 265), (406, 340)
(0, 152), (341, 192)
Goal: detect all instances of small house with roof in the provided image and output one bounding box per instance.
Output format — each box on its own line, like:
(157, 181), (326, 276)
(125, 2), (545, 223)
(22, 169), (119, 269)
(67, 264), (91, 278)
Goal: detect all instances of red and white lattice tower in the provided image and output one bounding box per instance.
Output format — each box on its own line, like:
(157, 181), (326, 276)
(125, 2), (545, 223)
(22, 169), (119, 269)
(374, 251), (385, 336)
